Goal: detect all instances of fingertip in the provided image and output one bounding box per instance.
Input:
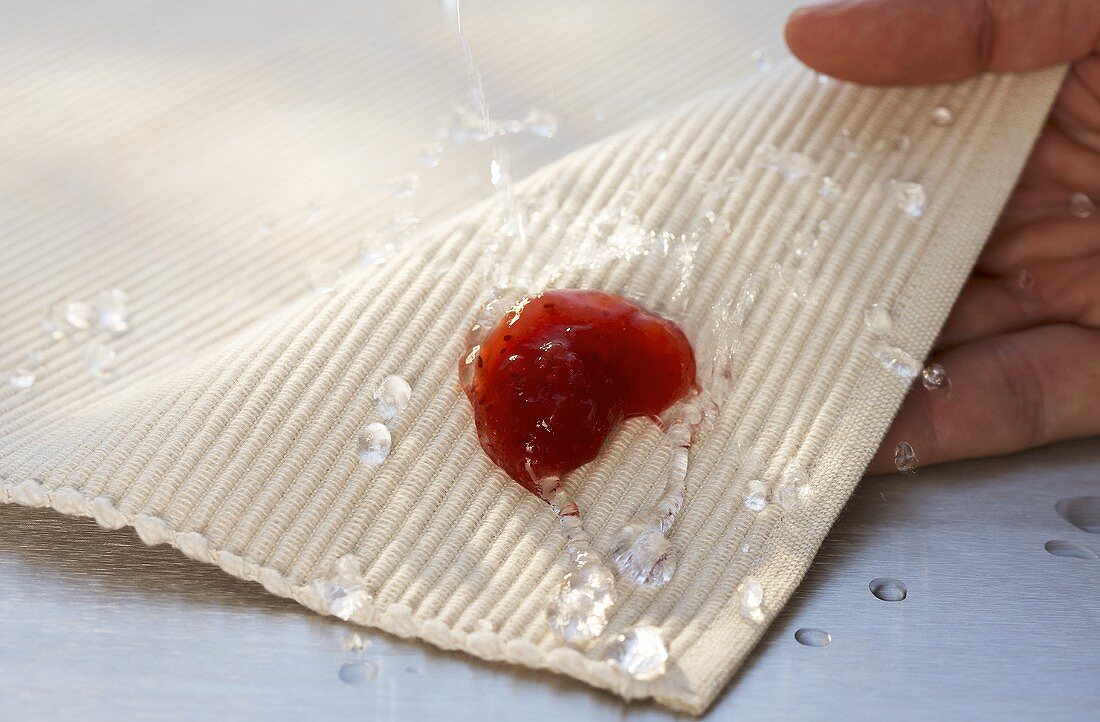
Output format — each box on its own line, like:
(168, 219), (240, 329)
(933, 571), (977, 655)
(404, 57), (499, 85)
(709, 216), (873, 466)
(783, 1), (884, 85)
(783, 5), (829, 74)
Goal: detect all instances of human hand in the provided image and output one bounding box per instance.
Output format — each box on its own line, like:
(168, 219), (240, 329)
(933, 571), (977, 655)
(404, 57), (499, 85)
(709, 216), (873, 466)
(785, 0), (1100, 473)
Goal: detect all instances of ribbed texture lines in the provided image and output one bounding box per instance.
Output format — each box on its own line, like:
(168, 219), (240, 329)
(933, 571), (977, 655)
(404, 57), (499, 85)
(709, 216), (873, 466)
(0, 1), (1062, 714)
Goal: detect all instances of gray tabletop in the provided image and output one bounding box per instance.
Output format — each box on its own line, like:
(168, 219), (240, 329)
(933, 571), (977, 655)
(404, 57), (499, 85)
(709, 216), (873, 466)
(2, 439), (1098, 721)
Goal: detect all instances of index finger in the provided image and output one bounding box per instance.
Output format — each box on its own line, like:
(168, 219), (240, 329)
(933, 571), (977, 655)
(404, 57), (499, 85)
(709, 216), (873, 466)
(785, 0), (1100, 86)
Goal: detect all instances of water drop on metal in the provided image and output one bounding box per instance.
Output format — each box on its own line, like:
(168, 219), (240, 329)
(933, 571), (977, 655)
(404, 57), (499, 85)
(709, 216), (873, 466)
(1055, 497), (1100, 534)
(1044, 540), (1097, 559)
(869, 577), (908, 601)
(338, 660), (378, 684)
(794, 628), (832, 647)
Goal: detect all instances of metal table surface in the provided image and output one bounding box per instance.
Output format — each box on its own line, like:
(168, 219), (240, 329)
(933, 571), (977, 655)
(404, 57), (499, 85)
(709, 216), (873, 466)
(1, 439), (1097, 721)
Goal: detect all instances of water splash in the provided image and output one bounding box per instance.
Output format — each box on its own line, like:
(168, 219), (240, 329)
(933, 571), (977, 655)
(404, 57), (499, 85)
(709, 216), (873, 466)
(541, 475), (617, 647)
(453, 0), (526, 247)
(610, 392), (715, 586)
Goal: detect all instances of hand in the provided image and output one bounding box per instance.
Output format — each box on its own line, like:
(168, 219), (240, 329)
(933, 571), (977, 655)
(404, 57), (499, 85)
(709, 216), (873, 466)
(785, 0), (1100, 473)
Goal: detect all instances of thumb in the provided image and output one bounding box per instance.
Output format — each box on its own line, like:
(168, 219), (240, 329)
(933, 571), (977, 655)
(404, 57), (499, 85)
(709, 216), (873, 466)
(785, 0), (1100, 85)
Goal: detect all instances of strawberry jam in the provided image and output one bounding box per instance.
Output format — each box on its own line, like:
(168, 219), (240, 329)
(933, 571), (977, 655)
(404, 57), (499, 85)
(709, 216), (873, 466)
(460, 290), (696, 494)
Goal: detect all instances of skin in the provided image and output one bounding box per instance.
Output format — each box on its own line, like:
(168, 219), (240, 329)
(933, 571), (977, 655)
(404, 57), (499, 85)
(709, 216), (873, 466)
(784, 0), (1100, 473)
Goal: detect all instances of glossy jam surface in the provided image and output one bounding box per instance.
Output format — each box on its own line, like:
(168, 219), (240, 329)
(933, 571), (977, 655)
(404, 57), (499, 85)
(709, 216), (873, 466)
(461, 290), (696, 493)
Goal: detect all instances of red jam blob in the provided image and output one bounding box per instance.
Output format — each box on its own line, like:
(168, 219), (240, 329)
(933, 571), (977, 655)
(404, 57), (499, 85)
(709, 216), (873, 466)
(461, 290), (696, 494)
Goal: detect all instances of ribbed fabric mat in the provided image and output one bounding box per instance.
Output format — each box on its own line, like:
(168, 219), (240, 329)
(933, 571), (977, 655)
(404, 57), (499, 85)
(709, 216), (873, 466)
(0, 1), (1063, 714)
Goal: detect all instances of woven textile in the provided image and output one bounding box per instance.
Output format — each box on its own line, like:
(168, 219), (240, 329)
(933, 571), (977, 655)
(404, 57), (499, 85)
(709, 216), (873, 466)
(0, 1), (1062, 713)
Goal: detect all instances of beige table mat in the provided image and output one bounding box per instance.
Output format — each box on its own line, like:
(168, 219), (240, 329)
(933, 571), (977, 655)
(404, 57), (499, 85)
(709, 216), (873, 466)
(0, 1), (1062, 714)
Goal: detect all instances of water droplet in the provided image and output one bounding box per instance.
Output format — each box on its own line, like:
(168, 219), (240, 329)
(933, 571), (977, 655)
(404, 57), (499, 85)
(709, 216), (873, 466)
(524, 108), (558, 138)
(309, 261), (342, 294)
(819, 176), (843, 201)
(388, 173), (420, 199)
(874, 344), (921, 379)
(789, 230), (817, 262)
(419, 142), (444, 168)
(751, 49), (774, 72)
(774, 481), (800, 510)
(341, 632), (367, 652)
(894, 441), (918, 473)
(358, 422), (392, 466)
(8, 367), (36, 389)
(782, 463), (808, 488)
(834, 129), (860, 158)
(737, 577), (765, 623)
(794, 627), (831, 647)
(335, 554), (363, 579)
(304, 202), (324, 226)
(360, 232), (396, 267)
(1044, 540), (1097, 559)
(85, 343), (117, 377)
(930, 106), (954, 127)
(815, 72), (831, 84)
(605, 625), (668, 681)
(1069, 191), (1095, 219)
(489, 158), (506, 188)
(869, 577), (908, 601)
(610, 521), (676, 586)
(1017, 269), (1035, 290)
(255, 220), (276, 239)
(63, 301), (93, 330)
(1055, 496), (1100, 534)
(94, 289), (130, 333)
(338, 660), (379, 684)
(374, 375), (412, 420)
(42, 313), (67, 340)
(744, 480), (768, 512)
(393, 210), (421, 238)
(314, 555), (372, 620)
(864, 302), (894, 336)
(772, 263), (812, 301)
(890, 180), (927, 217)
(773, 151), (816, 181)
(547, 552), (616, 645)
(921, 363), (948, 390)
